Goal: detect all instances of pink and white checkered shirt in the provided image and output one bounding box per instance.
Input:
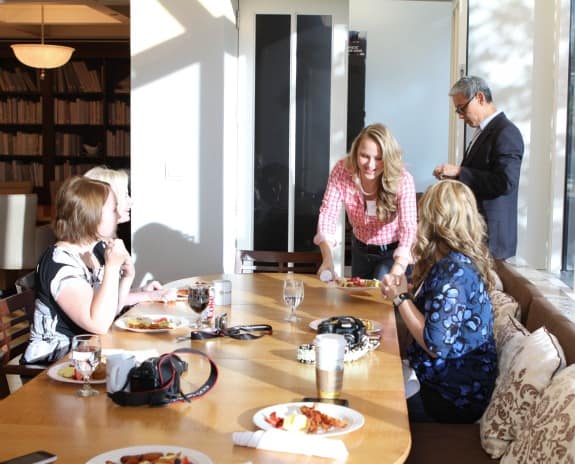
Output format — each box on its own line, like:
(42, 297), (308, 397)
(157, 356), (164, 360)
(313, 159), (417, 261)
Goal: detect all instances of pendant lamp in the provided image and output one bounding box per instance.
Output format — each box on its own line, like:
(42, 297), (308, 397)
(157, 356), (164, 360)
(11, 5), (75, 78)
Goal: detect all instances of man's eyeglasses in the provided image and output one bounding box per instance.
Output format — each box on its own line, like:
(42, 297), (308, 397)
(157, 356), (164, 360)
(455, 94), (476, 115)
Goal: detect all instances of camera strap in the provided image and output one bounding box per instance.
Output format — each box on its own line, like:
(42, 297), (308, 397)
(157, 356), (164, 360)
(181, 324), (273, 341)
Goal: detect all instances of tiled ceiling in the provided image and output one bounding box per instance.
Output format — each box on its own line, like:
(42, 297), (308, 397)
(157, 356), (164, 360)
(0, 1), (129, 40)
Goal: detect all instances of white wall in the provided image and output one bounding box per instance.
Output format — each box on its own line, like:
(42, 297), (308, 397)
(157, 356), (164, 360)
(131, 0), (237, 284)
(467, 0), (570, 270)
(350, 0), (452, 193)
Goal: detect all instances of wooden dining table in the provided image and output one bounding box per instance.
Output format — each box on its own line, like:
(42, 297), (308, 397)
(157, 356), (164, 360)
(0, 273), (411, 463)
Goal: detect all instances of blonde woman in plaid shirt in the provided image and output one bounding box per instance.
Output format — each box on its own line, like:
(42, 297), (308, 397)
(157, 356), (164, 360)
(314, 123), (417, 281)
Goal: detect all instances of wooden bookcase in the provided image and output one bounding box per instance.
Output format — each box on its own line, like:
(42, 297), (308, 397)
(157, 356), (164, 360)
(0, 42), (130, 205)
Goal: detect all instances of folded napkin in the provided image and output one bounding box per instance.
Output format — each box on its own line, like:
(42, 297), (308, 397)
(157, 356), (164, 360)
(402, 359), (420, 399)
(233, 429), (348, 460)
(102, 348), (159, 363)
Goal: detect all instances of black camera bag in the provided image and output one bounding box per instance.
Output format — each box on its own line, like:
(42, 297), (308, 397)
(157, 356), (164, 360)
(317, 315), (366, 347)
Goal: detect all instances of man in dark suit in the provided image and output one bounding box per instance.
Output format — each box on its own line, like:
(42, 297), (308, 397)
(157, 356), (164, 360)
(433, 76), (524, 260)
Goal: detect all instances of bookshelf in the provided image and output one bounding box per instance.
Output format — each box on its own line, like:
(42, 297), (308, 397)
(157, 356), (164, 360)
(0, 42), (130, 204)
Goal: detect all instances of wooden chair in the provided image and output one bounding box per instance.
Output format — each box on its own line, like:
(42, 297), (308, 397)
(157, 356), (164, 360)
(235, 250), (322, 274)
(0, 289), (44, 399)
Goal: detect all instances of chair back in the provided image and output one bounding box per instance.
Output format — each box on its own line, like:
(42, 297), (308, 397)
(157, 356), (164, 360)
(0, 194), (38, 270)
(0, 289), (41, 399)
(235, 250), (322, 274)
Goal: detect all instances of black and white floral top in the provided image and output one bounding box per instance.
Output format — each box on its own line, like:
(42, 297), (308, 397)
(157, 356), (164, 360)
(22, 244), (104, 365)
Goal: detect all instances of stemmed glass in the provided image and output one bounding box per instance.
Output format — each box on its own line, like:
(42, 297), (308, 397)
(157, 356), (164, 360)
(283, 278), (304, 322)
(71, 334), (101, 397)
(188, 283), (211, 328)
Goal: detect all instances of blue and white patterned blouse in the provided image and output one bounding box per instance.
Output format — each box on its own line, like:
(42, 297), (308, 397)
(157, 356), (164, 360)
(407, 251), (497, 415)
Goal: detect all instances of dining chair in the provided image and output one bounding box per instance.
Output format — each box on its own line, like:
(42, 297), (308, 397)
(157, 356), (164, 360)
(0, 193), (38, 292)
(0, 289), (44, 399)
(235, 249), (322, 274)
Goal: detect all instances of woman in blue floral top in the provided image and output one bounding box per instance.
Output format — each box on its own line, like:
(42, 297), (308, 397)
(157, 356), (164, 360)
(381, 180), (497, 423)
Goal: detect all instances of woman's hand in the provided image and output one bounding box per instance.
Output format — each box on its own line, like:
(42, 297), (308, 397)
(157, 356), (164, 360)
(151, 287), (178, 303)
(142, 280), (163, 291)
(381, 273), (408, 300)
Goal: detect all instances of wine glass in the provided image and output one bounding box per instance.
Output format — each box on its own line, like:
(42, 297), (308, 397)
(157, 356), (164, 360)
(188, 283), (211, 328)
(71, 334), (101, 397)
(283, 278), (304, 322)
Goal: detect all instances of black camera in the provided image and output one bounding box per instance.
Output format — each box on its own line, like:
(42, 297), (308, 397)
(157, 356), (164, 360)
(317, 316), (366, 347)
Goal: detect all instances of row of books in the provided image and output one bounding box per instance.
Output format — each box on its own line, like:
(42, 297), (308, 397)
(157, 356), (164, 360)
(0, 67), (39, 92)
(108, 101), (130, 125)
(0, 98), (42, 124)
(0, 161), (43, 186)
(106, 130), (130, 157)
(54, 162), (98, 181)
(54, 99), (104, 124)
(0, 132), (42, 155)
(53, 61), (103, 93)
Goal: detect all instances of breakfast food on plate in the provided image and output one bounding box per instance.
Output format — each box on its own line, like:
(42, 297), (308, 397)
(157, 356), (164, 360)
(125, 316), (176, 330)
(264, 404), (348, 433)
(177, 288), (189, 299)
(57, 359), (106, 381)
(336, 277), (380, 288)
(105, 451), (194, 464)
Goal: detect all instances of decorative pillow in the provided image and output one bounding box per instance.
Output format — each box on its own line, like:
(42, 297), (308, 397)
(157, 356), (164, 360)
(494, 315), (529, 375)
(480, 327), (566, 459)
(491, 269), (504, 291)
(490, 289), (521, 327)
(500, 364), (575, 464)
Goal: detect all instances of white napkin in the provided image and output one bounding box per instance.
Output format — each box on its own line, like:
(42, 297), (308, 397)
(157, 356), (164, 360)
(232, 429), (348, 460)
(402, 359), (420, 399)
(102, 348), (159, 363)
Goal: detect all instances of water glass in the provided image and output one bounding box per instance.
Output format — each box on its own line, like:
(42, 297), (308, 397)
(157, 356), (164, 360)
(71, 334), (101, 397)
(283, 278), (304, 322)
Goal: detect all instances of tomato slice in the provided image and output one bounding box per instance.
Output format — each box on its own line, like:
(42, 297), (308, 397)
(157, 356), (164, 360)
(264, 411), (284, 428)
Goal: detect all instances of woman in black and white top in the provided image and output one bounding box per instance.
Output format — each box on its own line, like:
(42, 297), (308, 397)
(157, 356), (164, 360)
(22, 176), (134, 364)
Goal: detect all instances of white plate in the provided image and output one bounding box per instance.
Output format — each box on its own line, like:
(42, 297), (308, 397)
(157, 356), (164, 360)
(309, 318), (383, 334)
(47, 361), (106, 385)
(253, 402), (365, 437)
(86, 445), (212, 464)
(114, 315), (188, 333)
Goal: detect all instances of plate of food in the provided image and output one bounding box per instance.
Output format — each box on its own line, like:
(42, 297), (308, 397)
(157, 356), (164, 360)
(253, 402), (364, 437)
(47, 361), (106, 384)
(333, 277), (380, 290)
(114, 315), (188, 333)
(86, 445), (212, 464)
(309, 317), (383, 334)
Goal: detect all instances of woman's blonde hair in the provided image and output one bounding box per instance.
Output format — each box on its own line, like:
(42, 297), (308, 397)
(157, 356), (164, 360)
(346, 123), (403, 221)
(411, 179), (495, 291)
(54, 176), (111, 244)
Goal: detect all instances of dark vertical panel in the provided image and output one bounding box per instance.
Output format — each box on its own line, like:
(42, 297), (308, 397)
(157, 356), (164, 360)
(254, 15), (291, 251)
(294, 15), (332, 251)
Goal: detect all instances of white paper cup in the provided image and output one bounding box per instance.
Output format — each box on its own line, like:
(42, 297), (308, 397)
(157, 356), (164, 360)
(314, 334), (346, 399)
(213, 279), (232, 306)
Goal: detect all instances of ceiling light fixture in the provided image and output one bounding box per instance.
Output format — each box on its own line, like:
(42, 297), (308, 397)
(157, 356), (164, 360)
(10, 5), (75, 79)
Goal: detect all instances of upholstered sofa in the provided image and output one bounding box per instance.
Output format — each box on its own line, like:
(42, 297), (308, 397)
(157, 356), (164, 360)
(406, 260), (575, 463)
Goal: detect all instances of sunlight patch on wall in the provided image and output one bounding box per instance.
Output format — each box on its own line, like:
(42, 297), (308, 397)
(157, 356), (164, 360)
(132, 62), (201, 244)
(197, 0), (236, 24)
(131, 0), (186, 56)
